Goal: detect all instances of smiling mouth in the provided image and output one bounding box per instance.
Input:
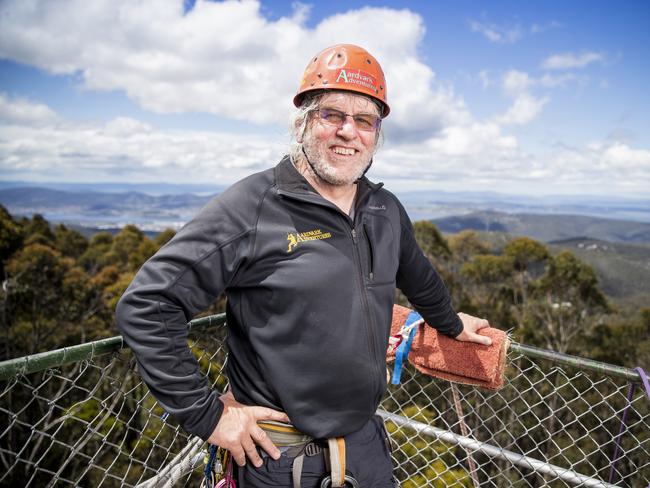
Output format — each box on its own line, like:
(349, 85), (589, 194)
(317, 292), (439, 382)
(331, 146), (357, 156)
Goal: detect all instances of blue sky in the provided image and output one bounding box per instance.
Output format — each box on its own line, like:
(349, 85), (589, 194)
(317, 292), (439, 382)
(0, 0), (648, 197)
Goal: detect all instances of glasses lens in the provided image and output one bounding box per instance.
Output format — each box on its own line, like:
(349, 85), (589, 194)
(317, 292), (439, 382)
(317, 108), (380, 132)
(353, 114), (380, 131)
(318, 109), (345, 126)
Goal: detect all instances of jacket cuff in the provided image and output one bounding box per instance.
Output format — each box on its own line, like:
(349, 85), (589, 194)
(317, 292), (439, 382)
(449, 314), (464, 339)
(185, 391), (225, 441)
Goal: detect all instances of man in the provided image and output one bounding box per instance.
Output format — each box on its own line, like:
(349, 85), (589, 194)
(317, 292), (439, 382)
(116, 44), (491, 487)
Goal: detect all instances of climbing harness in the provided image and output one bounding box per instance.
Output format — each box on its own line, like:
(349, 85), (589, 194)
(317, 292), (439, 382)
(258, 421), (360, 488)
(201, 445), (235, 488)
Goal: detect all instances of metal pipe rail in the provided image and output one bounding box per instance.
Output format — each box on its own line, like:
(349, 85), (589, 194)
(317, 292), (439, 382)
(0, 313), (227, 381)
(378, 409), (619, 488)
(0, 312), (642, 384)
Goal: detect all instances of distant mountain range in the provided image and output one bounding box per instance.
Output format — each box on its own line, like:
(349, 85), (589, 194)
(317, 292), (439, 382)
(432, 211), (650, 243)
(1, 184), (649, 239)
(0, 187), (215, 231)
(0, 180), (224, 195)
(401, 190), (650, 223)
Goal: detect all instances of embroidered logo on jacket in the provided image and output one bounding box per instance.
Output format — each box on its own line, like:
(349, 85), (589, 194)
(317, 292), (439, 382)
(287, 229), (332, 253)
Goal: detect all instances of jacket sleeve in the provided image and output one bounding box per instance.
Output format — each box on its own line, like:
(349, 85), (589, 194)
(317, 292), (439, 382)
(395, 201), (463, 338)
(115, 195), (254, 440)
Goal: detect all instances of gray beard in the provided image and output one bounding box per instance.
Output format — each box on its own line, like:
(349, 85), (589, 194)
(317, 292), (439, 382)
(300, 141), (371, 186)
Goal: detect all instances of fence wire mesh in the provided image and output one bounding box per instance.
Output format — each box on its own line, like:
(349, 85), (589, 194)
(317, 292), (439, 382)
(0, 315), (648, 487)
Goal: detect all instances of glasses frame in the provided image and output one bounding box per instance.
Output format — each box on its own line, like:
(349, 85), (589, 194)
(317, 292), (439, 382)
(312, 107), (382, 132)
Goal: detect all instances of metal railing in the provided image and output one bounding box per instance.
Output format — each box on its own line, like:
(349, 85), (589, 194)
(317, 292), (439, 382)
(1, 313), (648, 487)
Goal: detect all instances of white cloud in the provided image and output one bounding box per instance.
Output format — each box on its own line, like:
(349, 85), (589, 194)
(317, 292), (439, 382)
(0, 1), (533, 188)
(0, 93), (58, 126)
(496, 94), (548, 126)
(0, 0), (470, 144)
(469, 19), (562, 44)
(492, 67), (591, 127)
(541, 51), (604, 70)
(1, 96), (647, 196)
(468, 19), (522, 44)
(546, 141), (650, 190)
(494, 70), (547, 126)
(0, 96), (284, 183)
(502, 70), (534, 96)
(539, 73), (584, 88)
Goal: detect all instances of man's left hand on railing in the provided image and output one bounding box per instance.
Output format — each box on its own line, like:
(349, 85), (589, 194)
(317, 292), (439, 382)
(455, 313), (492, 346)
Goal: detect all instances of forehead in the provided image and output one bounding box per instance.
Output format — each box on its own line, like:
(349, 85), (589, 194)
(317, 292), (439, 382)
(319, 91), (380, 115)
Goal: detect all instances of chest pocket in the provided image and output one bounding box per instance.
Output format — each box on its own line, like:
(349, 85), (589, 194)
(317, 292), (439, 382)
(361, 213), (398, 286)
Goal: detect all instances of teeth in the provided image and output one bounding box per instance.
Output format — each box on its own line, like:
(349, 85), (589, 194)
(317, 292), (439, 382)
(332, 147), (355, 155)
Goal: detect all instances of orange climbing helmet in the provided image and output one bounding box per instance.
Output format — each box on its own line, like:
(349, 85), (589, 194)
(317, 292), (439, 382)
(294, 44), (390, 117)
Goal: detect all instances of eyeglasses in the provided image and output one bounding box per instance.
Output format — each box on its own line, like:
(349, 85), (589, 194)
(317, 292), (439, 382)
(313, 107), (382, 132)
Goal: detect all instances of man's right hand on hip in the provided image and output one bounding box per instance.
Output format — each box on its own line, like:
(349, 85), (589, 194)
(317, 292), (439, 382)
(207, 390), (290, 467)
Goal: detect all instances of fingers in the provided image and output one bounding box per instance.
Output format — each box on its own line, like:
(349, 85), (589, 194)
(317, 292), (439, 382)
(471, 332), (492, 346)
(474, 318), (490, 331)
(252, 406), (290, 423)
(230, 444), (247, 467)
(242, 435), (263, 468)
(252, 425), (281, 461)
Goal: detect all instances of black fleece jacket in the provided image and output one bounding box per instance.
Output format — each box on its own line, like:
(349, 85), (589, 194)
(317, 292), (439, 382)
(116, 156), (462, 440)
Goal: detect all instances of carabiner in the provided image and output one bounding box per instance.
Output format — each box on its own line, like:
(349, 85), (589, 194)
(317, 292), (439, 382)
(320, 474), (360, 488)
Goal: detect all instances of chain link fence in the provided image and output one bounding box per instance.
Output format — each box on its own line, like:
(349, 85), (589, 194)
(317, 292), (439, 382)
(1, 313), (648, 487)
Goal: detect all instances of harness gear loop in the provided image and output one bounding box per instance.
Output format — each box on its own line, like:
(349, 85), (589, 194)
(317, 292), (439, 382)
(326, 437), (346, 487)
(319, 475), (360, 488)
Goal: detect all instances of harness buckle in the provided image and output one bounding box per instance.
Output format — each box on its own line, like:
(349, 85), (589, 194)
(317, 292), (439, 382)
(304, 441), (322, 457)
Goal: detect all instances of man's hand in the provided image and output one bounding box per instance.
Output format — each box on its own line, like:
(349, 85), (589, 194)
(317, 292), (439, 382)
(455, 313), (492, 346)
(207, 390), (290, 468)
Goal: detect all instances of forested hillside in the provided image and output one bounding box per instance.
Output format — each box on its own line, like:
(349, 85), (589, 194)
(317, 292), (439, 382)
(1, 207), (648, 368)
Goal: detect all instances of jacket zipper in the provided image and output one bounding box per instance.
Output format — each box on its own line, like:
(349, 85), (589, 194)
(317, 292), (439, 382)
(362, 222), (374, 282)
(351, 226), (381, 401)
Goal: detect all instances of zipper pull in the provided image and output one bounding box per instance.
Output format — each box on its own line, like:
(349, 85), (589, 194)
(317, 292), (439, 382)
(351, 228), (357, 243)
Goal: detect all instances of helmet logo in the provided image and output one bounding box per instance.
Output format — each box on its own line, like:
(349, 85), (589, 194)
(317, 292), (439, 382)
(335, 69), (379, 94)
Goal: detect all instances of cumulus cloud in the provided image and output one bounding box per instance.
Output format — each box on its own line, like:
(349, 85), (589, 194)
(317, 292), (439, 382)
(496, 94), (548, 126)
(541, 51), (604, 70)
(468, 19), (522, 44)
(492, 70), (547, 126)
(1, 95), (647, 195)
(0, 0), (472, 145)
(0, 1), (536, 188)
(0, 93), (58, 126)
(545, 141), (650, 191)
(0, 95), (284, 183)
